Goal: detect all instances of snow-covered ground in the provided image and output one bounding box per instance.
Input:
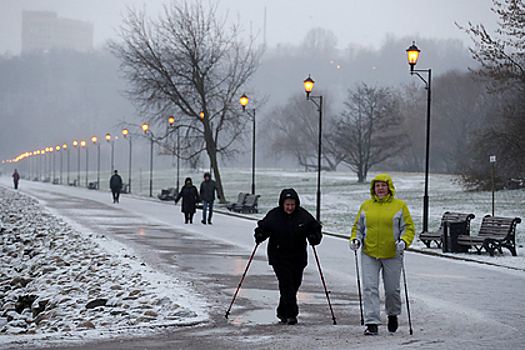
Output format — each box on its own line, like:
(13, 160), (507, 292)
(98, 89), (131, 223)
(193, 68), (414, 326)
(1, 168), (524, 349)
(0, 185), (208, 347)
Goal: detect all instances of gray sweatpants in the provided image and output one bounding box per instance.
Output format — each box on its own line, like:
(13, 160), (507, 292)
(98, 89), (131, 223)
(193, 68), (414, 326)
(361, 252), (403, 325)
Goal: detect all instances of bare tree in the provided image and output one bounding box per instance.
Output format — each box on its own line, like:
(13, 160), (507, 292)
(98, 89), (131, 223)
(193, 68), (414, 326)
(265, 92), (343, 171)
(109, 1), (263, 201)
(335, 83), (407, 182)
(458, 0), (525, 91)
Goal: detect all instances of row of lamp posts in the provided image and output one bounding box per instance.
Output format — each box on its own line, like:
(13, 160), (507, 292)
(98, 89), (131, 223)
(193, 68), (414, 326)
(8, 42), (430, 228)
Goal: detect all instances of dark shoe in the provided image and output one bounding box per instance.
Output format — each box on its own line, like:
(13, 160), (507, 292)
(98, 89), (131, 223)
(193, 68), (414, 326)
(277, 314), (286, 323)
(286, 317), (297, 325)
(388, 315), (398, 333)
(364, 324), (378, 336)
(208, 221), (212, 225)
(201, 220), (206, 225)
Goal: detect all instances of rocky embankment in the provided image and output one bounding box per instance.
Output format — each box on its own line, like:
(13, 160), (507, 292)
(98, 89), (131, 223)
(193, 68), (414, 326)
(0, 187), (203, 338)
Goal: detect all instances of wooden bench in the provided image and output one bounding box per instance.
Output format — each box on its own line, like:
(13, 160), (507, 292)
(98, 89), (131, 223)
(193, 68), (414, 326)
(227, 192), (248, 211)
(230, 194), (260, 214)
(457, 215), (521, 256)
(419, 212), (475, 248)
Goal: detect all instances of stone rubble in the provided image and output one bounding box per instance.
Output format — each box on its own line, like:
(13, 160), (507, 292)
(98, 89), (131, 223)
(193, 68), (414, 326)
(0, 187), (201, 338)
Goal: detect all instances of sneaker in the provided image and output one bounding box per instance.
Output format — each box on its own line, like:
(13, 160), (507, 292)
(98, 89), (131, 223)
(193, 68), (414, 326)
(388, 315), (398, 333)
(364, 324), (378, 336)
(201, 220), (206, 225)
(286, 317), (298, 325)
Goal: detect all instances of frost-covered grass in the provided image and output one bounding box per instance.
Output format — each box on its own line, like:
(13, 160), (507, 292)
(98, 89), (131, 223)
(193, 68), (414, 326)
(122, 167), (525, 244)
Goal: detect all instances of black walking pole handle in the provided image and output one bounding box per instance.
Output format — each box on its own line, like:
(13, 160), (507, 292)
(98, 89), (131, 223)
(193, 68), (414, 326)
(225, 243), (259, 319)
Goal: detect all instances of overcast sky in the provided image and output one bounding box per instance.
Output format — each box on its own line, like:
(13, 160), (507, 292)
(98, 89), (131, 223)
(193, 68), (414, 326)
(1, 0), (498, 55)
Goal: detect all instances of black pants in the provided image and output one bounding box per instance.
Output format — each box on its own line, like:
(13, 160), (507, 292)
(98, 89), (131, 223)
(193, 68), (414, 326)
(111, 189), (120, 203)
(272, 263), (304, 320)
(14, 181), (18, 190)
(184, 212), (194, 224)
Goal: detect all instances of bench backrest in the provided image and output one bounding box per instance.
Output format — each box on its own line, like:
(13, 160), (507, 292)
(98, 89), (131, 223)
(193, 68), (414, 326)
(234, 192), (248, 205)
(440, 212), (475, 232)
(243, 194), (260, 207)
(478, 215), (522, 238)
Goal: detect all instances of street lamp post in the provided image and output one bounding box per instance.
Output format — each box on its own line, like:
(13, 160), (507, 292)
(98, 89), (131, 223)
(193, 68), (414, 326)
(142, 123), (154, 197)
(92, 136), (100, 189)
(406, 41), (432, 233)
(122, 129), (132, 194)
(63, 144), (69, 186)
(56, 145), (62, 184)
(167, 116), (180, 193)
(81, 140), (88, 187)
(239, 94), (256, 195)
(303, 75), (323, 222)
(73, 141), (80, 186)
(106, 133), (115, 173)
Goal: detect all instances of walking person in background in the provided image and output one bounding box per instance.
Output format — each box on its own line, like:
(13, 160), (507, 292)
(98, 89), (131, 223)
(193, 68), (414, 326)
(175, 177), (200, 224)
(12, 169), (20, 189)
(109, 170), (123, 203)
(350, 174), (415, 335)
(254, 188), (322, 325)
(199, 172), (220, 225)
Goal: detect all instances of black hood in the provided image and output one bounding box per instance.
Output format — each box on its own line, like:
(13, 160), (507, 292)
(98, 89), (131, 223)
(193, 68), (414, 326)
(278, 188), (300, 209)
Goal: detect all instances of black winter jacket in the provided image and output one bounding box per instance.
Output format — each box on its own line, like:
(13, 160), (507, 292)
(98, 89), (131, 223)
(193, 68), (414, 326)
(175, 185), (200, 214)
(109, 174), (123, 190)
(254, 189), (322, 269)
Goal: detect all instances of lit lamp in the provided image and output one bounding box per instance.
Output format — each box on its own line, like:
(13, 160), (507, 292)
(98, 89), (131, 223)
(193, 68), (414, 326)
(142, 123), (154, 197)
(167, 116), (180, 193)
(63, 143), (69, 186)
(406, 41), (432, 233)
(81, 140), (88, 187)
(122, 129), (132, 194)
(73, 141), (80, 186)
(56, 145), (62, 185)
(239, 94), (256, 195)
(92, 136), (100, 189)
(106, 133), (115, 173)
(303, 75), (323, 222)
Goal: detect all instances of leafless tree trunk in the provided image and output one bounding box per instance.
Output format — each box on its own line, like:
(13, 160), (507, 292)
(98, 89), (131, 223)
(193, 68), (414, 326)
(335, 83), (407, 182)
(109, 1), (263, 202)
(265, 92), (343, 171)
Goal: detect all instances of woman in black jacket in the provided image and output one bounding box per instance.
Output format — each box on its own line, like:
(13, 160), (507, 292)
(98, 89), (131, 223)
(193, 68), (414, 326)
(254, 188), (322, 325)
(175, 178), (200, 224)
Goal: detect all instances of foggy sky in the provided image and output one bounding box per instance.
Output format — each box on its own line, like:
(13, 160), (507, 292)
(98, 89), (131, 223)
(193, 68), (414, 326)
(1, 0), (498, 55)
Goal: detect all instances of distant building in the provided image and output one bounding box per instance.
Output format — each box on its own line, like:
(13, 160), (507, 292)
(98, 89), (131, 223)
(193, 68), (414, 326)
(21, 11), (93, 55)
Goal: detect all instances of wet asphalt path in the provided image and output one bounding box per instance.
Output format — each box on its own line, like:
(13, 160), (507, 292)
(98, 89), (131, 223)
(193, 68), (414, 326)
(4, 178), (525, 350)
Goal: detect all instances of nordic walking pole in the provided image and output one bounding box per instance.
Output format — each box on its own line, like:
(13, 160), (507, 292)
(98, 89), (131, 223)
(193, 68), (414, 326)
(401, 253), (413, 335)
(354, 250), (364, 325)
(311, 245), (337, 325)
(225, 243), (259, 319)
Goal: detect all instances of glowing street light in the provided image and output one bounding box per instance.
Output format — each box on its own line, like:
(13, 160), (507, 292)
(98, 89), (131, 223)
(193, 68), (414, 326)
(406, 41), (432, 233)
(122, 129), (132, 194)
(303, 75), (323, 222)
(239, 94), (257, 195)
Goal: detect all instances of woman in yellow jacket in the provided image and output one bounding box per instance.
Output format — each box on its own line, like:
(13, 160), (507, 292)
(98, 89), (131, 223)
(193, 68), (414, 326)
(350, 174), (415, 335)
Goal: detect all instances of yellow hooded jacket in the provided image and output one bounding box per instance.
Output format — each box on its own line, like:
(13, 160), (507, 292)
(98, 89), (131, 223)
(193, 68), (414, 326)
(350, 174), (415, 259)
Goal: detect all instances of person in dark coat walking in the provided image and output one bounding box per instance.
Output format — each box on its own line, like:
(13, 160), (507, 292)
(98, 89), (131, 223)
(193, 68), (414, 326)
(254, 188), (322, 325)
(175, 177), (200, 224)
(109, 170), (123, 203)
(199, 172), (220, 225)
(12, 169), (20, 189)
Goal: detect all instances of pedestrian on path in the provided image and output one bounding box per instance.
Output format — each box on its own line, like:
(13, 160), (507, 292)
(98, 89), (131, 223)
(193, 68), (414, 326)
(12, 169), (20, 189)
(199, 172), (220, 225)
(109, 170), (123, 203)
(254, 188), (322, 325)
(175, 177), (200, 224)
(349, 174), (415, 335)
